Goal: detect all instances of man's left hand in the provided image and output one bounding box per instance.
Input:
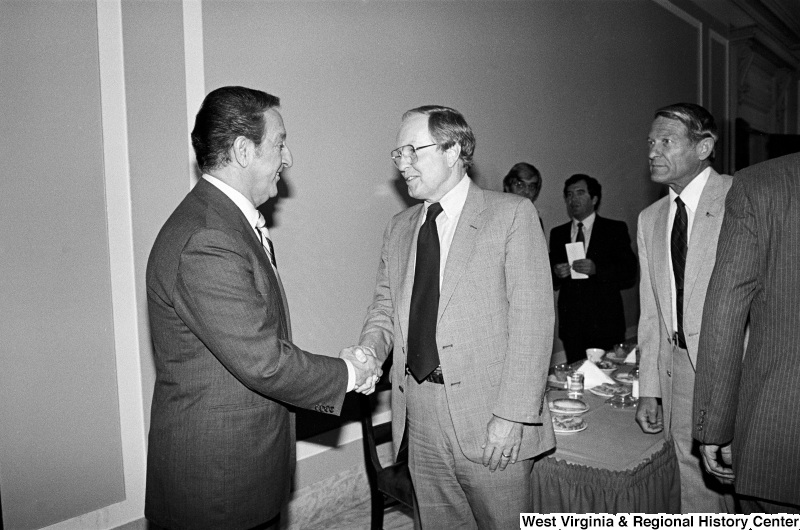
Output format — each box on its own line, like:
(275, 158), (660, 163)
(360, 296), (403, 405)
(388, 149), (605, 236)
(700, 443), (735, 485)
(571, 258), (596, 276)
(481, 416), (523, 471)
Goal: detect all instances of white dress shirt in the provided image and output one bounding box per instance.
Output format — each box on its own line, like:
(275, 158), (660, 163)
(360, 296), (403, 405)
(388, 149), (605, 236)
(203, 175), (357, 390)
(666, 166), (711, 334)
(418, 174), (471, 286)
(571, 211), (596, 253)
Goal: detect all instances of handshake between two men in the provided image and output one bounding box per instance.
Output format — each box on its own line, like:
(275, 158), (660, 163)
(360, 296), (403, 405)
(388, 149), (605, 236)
(339, 345), (383, 394)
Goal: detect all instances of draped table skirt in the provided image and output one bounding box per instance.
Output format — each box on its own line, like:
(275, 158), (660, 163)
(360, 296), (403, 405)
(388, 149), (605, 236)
(532, 388), (680, 513)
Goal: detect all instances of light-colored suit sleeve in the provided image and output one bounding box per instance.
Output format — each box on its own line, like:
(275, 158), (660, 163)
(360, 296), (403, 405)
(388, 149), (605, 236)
(493, 200), (554, 423)
(637, 209), (661, 398)
(359, 219), (396, 364)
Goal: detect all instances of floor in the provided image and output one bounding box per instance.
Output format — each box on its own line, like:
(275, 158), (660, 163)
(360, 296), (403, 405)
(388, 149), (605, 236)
(307, 499), (414, 530)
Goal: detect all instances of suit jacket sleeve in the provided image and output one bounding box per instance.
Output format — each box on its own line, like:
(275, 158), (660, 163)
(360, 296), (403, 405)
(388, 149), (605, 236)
(359, 219), (395, 364)
(637, 210), (661, 398)
(549, 225), (568, 290)
(173, 227), (348, 414)
(693, 180), (756, 443)
(593, 220), (637, 289)
(494, 200), (555, 423)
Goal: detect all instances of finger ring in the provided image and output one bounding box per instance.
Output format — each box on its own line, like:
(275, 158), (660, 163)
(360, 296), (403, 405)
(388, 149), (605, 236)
(502, 453), (511, 458)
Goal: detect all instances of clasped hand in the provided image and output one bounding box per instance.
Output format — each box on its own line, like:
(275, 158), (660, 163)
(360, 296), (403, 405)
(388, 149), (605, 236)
(554, 259), (596, 278)
(339, 345), (382, 394)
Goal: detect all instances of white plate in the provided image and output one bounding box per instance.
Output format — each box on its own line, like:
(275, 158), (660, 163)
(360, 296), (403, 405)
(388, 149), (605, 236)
(612, 369), (636, 384)
(589, 383), (631, 398)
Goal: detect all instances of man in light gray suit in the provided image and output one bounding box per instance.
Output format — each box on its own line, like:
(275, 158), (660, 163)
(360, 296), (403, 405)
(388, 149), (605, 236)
(694, 152), (800, 513)
(356, 106), (555, 528)
(635, 102), (734, 512)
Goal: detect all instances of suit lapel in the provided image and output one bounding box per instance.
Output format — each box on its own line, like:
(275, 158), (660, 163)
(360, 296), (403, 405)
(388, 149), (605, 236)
(585, 215), (603, 260)
(397, 206), (424, 346)
(684, 170), (725, 306)
(195, 180), (292, 340)
(438, 182), (484, 322)
(653, 199), (673, 334)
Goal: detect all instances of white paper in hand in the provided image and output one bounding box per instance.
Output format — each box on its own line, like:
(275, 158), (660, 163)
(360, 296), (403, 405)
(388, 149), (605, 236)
(566, 242), (588, 279)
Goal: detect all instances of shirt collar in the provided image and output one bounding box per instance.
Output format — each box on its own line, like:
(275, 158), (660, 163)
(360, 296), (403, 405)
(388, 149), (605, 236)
(668, 166), (711, 212)
(573, 211), (596, 229)
(203, 174), (260, 229)
(425, 174), (470, 219)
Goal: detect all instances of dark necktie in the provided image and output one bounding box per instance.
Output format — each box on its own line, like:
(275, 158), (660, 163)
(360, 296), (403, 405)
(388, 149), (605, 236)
(576, 222), (585, 248)
(256, 213), (277, 269)
(407, 202), (444, 382)
(671, 197), (688, 348)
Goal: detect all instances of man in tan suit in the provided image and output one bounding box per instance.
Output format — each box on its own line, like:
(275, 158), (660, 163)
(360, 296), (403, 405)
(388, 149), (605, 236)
(356, 106), (555, 528)
(635, 102), (734, 512)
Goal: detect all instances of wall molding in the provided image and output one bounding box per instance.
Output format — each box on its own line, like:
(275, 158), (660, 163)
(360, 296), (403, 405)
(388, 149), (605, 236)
(43, 1), (147, 527)
(652, 0), (705, 104)
(183, 0), (204, 188)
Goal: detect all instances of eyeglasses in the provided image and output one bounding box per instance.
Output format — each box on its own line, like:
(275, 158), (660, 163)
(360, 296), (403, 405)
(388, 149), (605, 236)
(510, 179), (540, 191)
(390, 143), (437, 167)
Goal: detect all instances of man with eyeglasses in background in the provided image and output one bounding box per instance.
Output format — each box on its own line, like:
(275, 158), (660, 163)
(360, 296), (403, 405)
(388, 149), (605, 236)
(353, 105), (555, 528)
(503, 162), (544, 230)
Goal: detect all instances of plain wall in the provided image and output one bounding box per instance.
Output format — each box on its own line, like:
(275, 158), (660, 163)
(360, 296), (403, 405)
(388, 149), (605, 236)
(0, 1), (125, 528)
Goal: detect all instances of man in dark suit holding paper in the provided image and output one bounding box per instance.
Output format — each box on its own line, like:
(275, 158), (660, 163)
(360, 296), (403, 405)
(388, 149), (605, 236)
(549, 174), (637, 364)
(693, 152), (800, 513)
(145, 86), (380, 529)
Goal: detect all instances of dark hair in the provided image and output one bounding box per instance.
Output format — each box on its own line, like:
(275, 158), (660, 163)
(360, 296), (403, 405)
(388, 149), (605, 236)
(191, 86), (280, 172)
(402, 105), (476, 169)
(564, 173), (601, 208)
(654, 102), (718, 161)
(503, 162), (541, 191)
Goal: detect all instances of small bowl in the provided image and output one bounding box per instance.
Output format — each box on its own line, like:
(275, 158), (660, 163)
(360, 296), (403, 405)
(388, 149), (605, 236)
(586, 348), (605, 363)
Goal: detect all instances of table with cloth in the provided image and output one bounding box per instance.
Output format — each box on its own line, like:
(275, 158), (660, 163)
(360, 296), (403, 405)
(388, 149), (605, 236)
(532, 382), (680, 513)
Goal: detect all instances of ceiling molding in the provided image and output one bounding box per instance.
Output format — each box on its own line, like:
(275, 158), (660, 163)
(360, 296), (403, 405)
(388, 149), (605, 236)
(731, 0), (800, 51)
(730, 25), (800, 69)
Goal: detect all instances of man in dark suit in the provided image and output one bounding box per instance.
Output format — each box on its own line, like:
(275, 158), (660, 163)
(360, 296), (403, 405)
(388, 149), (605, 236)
(145, 86), (380, 529)
(549, 174), (637, 364)
(693, 152), (800, 513)
(357, 106), (555, 528)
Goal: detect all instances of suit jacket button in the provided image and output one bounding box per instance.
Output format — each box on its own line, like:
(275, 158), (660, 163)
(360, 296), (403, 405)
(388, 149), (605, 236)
(667, 370), (672, 377)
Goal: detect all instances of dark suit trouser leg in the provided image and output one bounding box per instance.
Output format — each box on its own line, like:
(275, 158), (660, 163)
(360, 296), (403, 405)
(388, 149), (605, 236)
(406, 377), (532, 529)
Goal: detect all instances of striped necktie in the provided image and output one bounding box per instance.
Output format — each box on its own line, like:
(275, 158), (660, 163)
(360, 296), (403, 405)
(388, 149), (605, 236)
(256, 213), (277, 269)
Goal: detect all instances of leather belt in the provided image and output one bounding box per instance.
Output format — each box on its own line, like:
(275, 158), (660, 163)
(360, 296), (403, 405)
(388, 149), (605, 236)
(670, 331), (687, 349)
(407, 365), (444, 384)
